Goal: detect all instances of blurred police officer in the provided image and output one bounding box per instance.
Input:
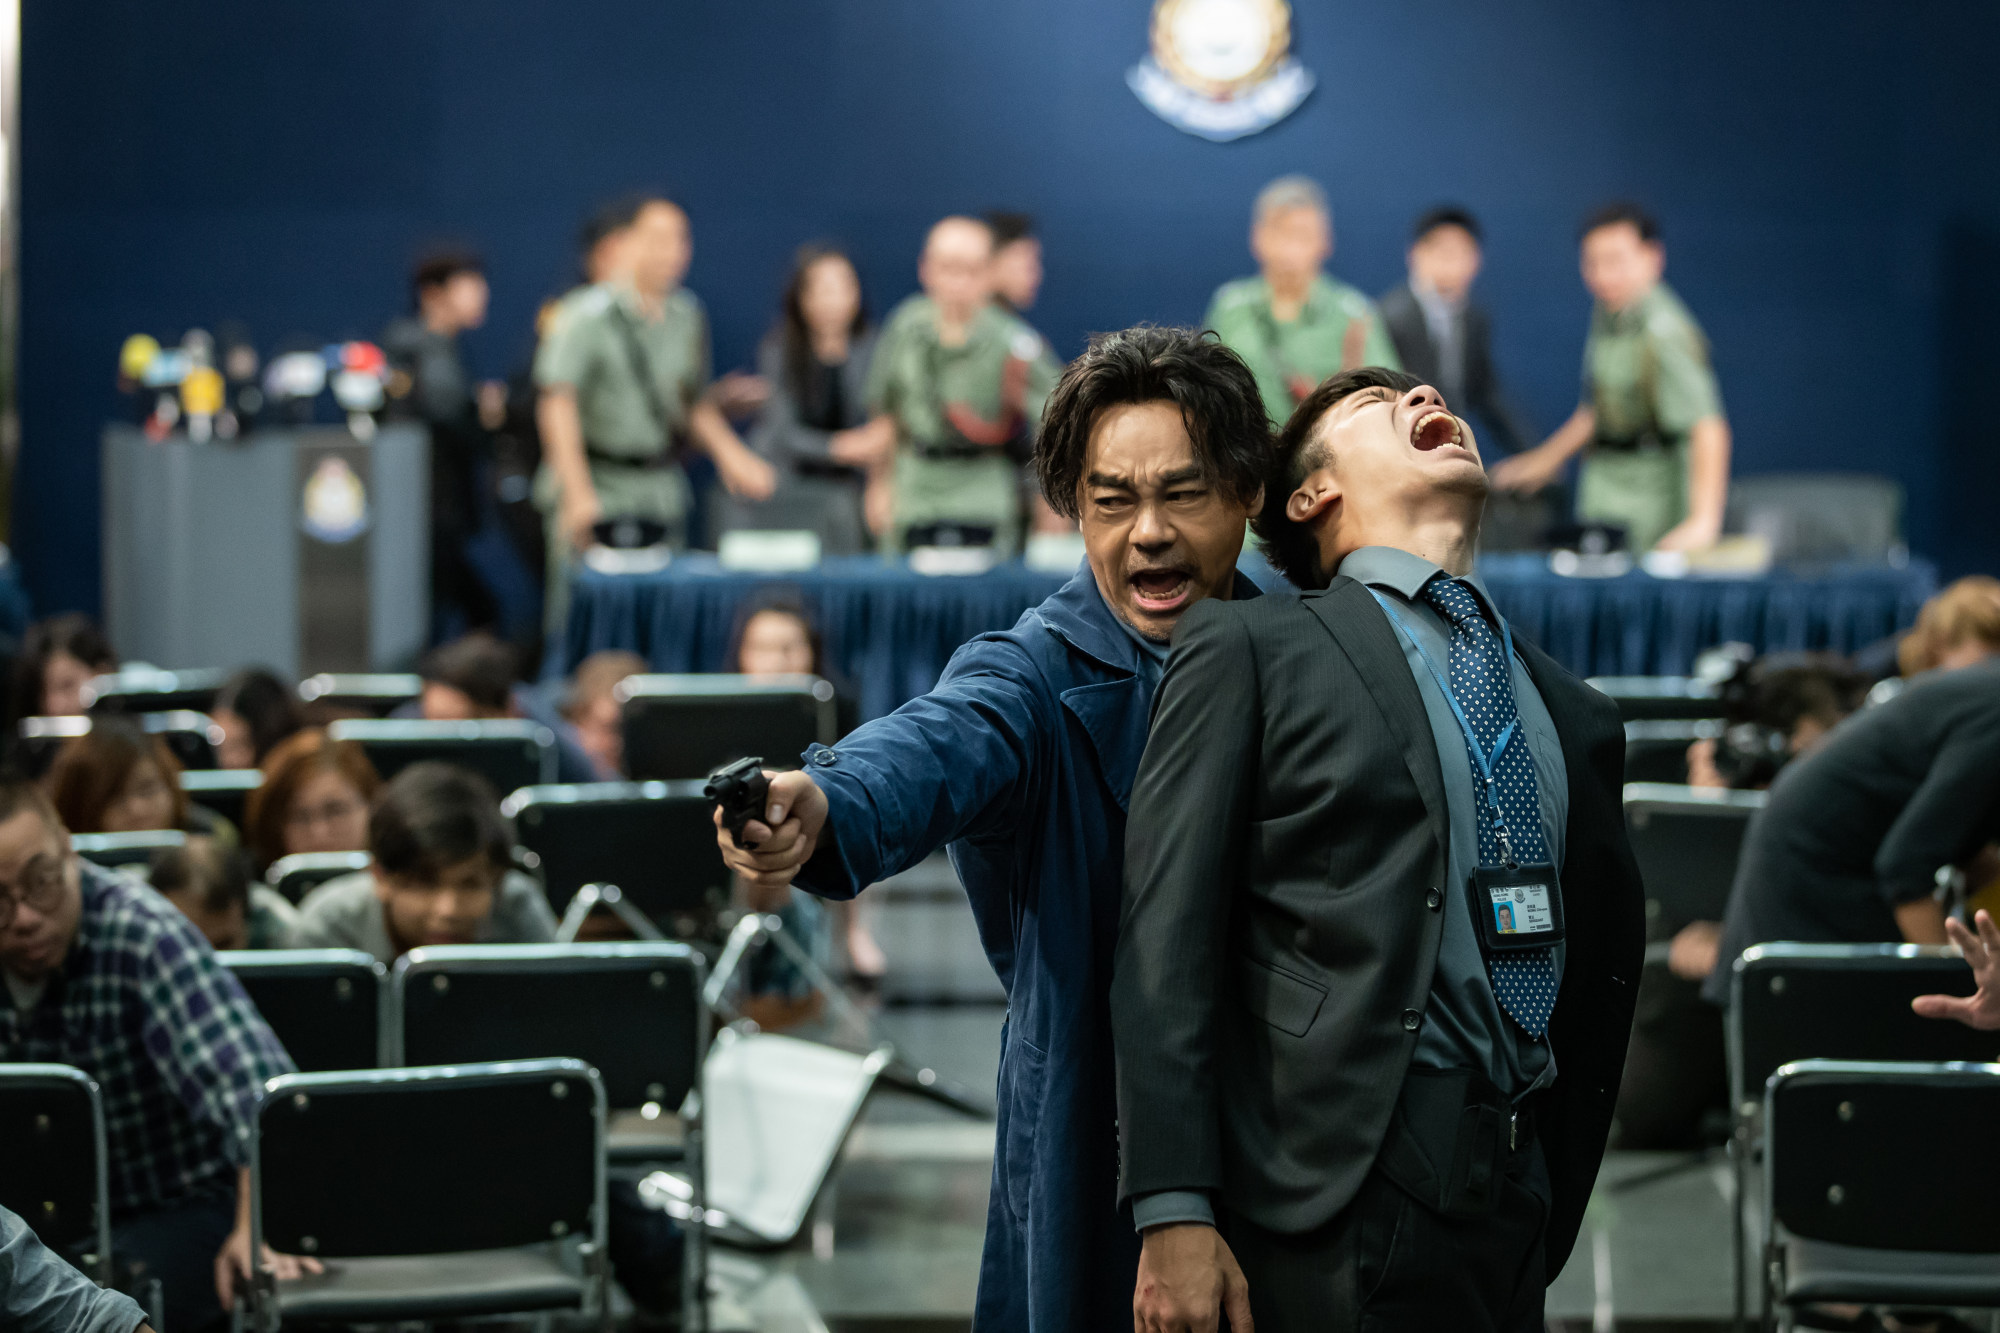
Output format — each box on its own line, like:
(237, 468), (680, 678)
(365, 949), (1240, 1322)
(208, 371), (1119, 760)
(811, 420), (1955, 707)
(1493, 204), (1731, 553)
(1205, 174), (1401, 428)
(860, 216), (1062, 553)
(533, 194), (774, 631)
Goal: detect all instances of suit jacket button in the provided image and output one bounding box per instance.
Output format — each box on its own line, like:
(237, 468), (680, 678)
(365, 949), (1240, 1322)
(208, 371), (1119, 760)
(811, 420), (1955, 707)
(1401, 1009), (1422, 1031)
(1426, 888), (1443, 911)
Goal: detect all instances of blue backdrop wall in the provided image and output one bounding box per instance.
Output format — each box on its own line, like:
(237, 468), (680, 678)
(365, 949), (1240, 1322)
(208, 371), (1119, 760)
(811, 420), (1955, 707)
(18, 1), (2000, 621)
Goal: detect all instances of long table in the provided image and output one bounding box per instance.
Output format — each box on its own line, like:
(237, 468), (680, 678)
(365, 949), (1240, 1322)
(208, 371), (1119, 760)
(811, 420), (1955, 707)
(561, 553), (1938, 723)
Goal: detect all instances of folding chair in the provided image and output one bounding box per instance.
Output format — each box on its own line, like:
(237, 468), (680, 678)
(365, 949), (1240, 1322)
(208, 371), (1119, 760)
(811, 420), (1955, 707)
(295, 672), (424, 717)
(181, 768), (262, 831)
(1728, 945), (2000, 1326)
(502, 781), (731, 939)
(393, 944), (706, 1328)
(218, 950), (388, 1072)
(327, 717), (555, 793)
(1625, 783), (1765, 947)
(264, 850), (371, 907)
(18, 711), (224, 778)
(0, 1064), (112, 1285)
(617, 674), (837, 781)
(1624, 718), (1722, 785)
(72, 829), (186, 870)
(247, 1058), (608, 1331)
(1764, 1060), (2000, 1330)
(82, 667), (227, 716)
(1588, 674), (1726, 722)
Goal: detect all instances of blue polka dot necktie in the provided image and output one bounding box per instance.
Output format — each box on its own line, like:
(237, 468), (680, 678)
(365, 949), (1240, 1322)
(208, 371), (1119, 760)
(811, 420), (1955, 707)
(1419, 575), (1559, 1038)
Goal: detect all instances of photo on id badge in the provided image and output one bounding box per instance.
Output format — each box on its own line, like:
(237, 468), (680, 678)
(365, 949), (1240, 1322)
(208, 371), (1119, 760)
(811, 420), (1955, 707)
(1490, 880), (1553, 935)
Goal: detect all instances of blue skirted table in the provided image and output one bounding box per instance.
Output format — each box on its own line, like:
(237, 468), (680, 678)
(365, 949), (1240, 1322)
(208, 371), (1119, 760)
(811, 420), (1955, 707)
(561, 554), (1938, 723)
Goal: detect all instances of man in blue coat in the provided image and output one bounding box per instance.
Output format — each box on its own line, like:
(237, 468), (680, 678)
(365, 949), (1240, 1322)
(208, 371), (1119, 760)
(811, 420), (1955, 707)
(716, 324), (1275, 1330)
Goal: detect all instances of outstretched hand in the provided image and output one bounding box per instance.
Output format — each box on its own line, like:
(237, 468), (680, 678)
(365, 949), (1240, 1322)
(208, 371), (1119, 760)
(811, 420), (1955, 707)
(713, 769), (829, 894)
(1912, 909), (2000, 1030)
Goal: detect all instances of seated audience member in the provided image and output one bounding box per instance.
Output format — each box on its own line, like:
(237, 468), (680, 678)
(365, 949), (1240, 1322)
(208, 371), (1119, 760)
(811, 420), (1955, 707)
(1, 1200), (152, 1333)
(414, 632), (595, 782)
(0, 781), (312, 1329)
(242, 729), (380, 874)
(725, 594), (872, 983)
(292, 762), (555, 965)
(209, 668), (303, 770)
(1696, 655), (2000, 1006)
(1899, 574), (2000, 676)
(1684, 652), (1868, 790)
(561, 649), (646, 780)
(736, 243), (885, 555)
(6, 613), (116, 723)
(46, 718), (224, 840)
(150, 836), (299, 951)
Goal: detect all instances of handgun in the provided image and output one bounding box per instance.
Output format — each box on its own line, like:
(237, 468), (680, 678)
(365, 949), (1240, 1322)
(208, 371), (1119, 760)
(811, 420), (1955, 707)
(705, 756), (771, 849)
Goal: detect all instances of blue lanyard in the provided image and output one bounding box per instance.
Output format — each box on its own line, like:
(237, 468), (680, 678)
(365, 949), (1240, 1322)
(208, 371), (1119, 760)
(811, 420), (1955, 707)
(1367, 587), (1526, 865)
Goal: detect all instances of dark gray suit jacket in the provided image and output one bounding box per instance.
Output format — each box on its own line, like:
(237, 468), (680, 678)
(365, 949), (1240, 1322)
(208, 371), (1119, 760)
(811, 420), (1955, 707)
(1379, 282), (1534, 457)
(1111, 577), (1644, 1278)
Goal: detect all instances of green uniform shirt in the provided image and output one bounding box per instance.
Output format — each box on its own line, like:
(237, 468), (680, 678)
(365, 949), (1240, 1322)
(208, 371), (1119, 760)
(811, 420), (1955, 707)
(866, 294), (1062, 550)
(1576, 282), (1725, 551)
(533, 281), (711, 458)
(1204, 273), (1402, 427)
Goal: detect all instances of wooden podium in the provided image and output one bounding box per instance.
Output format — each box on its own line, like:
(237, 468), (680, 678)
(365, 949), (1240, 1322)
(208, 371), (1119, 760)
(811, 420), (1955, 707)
(102, 424), (429, 679)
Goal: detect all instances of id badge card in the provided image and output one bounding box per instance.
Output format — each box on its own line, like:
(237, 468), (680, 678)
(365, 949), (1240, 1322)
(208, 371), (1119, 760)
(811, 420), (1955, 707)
(1469, 863), (1565, 953)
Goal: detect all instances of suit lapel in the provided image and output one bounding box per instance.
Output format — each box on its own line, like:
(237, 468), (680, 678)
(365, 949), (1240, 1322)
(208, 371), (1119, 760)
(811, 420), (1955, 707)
(1513, 635), (1616, 818)
(1304, 578), (1450, 835)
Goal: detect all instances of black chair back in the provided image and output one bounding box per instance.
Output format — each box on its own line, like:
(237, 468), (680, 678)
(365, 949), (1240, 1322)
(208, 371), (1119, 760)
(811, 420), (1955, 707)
(83, 668), (227, 716)
(1624, 783), (1764, 935)
(504, 782), (729, 929)
(72, 829), (186, 869)
(256, 1059), (601, 1259)
(1589, 675), (1725, 723)
(618, 674), (836, 781)
(219, 950), (386, 1072)
(17, 711), (222, 778)
(1767, 1060), (2000, 1254)
(1730, 945), (2000, 1113)
(1623, 719), (1719, 786)
(265, 850), (372, 906)
(328, 718), (553, 793)
(181, 768), (262, 831)
(397, 944), (706, 1113)
(297, 672), (424, 717)
(0, 1065), (110, 1269)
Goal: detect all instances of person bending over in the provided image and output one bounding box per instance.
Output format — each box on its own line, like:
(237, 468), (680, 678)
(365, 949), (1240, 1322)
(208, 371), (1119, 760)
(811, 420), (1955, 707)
(0, 781), (314, 1330)
(714, 325), (1272, 1331)
(292, 762), (554, 966)
(1113, 367), (1644, 1331)
(151, 835), (299, 951)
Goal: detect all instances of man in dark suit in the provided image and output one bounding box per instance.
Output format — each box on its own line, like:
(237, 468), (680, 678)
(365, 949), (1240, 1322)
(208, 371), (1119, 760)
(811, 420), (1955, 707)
(1378, 208), (1534, 459)
(1112, 367), (1645, 1331)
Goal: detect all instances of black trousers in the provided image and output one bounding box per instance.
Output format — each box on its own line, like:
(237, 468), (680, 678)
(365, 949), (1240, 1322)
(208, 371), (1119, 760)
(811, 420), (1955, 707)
(1222, 1142), (1552, 1333)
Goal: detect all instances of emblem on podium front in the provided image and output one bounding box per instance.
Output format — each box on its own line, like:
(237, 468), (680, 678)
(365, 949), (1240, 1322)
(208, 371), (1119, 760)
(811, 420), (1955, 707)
(1128, 0), (1314, 142)
(301, 456), (370, 544)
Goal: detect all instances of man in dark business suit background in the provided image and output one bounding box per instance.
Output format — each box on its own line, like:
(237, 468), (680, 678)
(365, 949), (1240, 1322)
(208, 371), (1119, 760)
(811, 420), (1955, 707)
(1378, 208), (1535, 459)
(1112, 367), (1645, 1331)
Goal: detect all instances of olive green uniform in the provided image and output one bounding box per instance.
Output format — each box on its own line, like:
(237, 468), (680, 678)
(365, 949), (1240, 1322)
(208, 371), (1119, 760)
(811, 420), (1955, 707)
(867, 295), (1061, 553)
(1575, 282), (1725, 553)
(532, 281), (710, 630)
(1204, 274), (1402, 428)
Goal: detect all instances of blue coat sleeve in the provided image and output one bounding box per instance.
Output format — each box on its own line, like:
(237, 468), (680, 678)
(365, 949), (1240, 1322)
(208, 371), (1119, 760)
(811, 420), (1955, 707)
(796, 633), (1052, 900)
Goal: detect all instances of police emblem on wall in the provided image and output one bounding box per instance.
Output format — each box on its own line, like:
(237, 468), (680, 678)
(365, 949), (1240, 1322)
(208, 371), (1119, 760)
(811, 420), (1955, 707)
(1128, 0), (1314, 142)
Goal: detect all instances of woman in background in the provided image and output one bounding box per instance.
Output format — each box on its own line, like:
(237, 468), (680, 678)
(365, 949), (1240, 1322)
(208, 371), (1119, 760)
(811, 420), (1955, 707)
(243, 728), (381, 874)
(7, 613), (116, 721)
(737, 243), (886, 554)
(726, 591), (881, 981)
(46, 717), (208, 836)
(211, 667), (304, 769)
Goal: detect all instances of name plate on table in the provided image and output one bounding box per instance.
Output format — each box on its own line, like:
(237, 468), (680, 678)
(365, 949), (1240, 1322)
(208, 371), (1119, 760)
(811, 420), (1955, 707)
(583, 545), (673, 575)
(718, 530), (822, 572)
(1024, 532), (1087, 573)
(909, 545), (1000, 576)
